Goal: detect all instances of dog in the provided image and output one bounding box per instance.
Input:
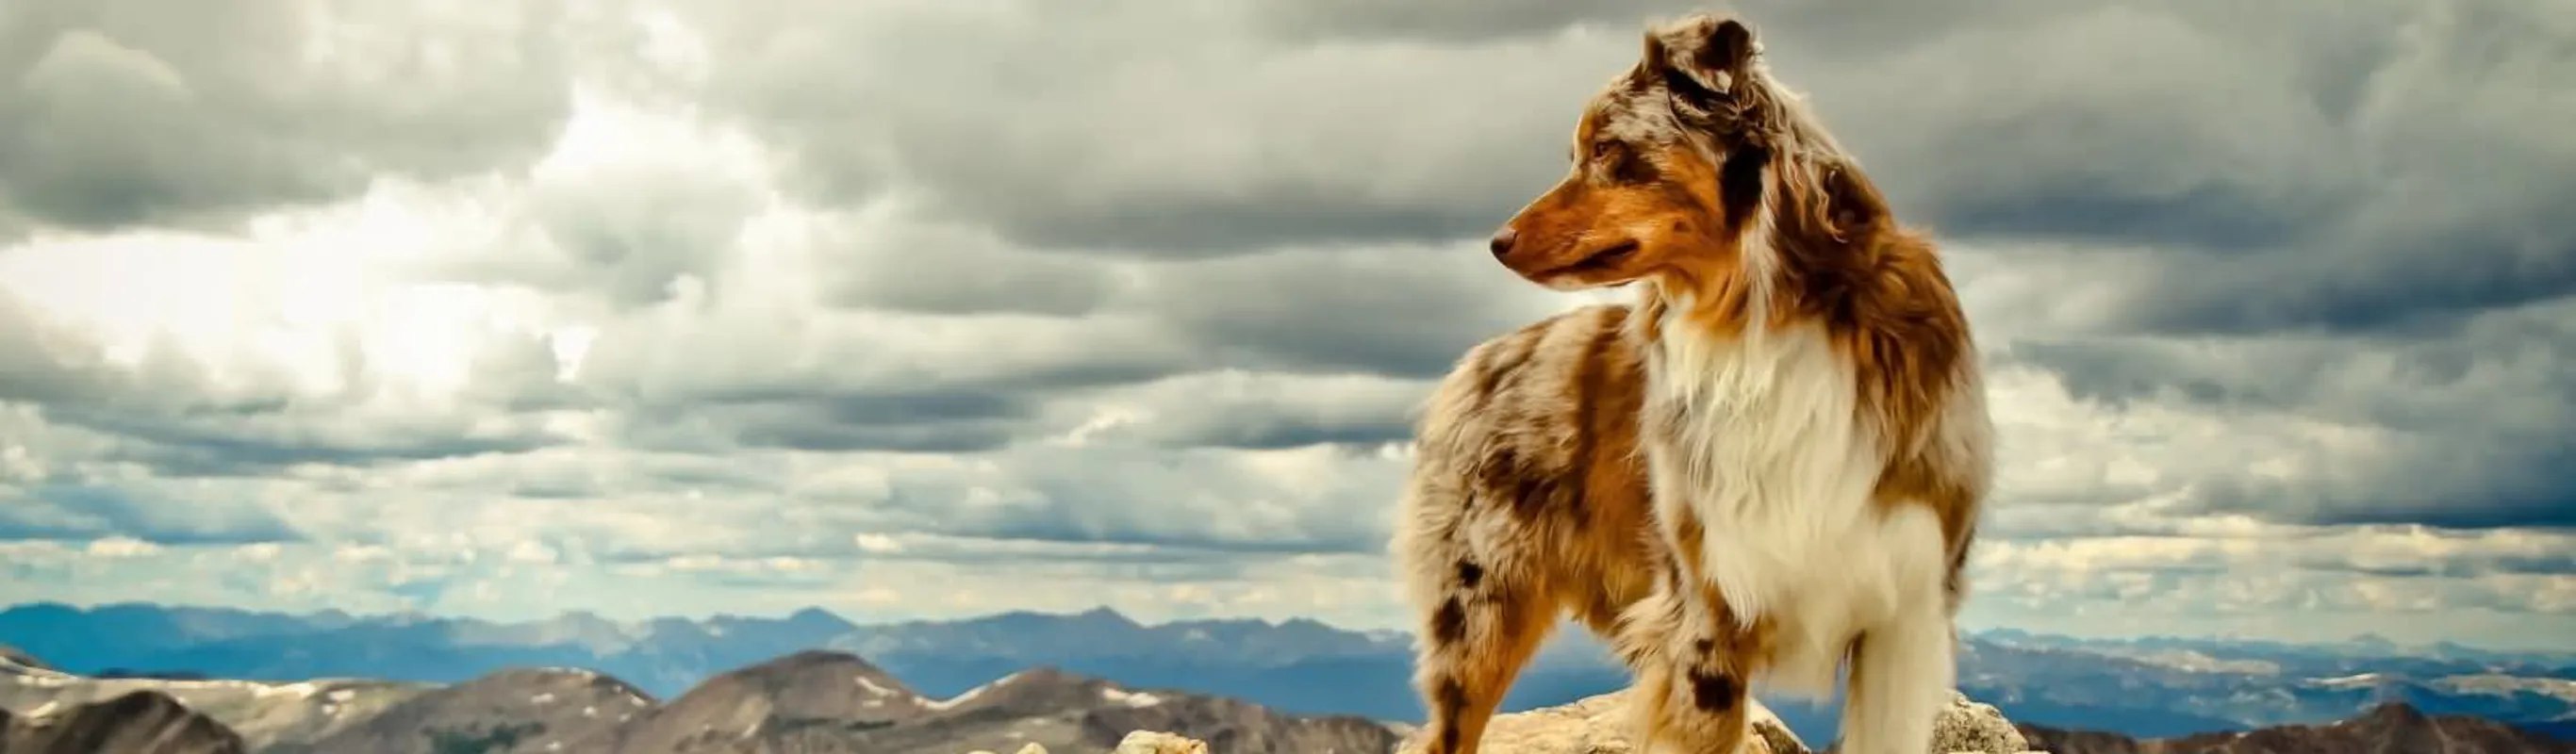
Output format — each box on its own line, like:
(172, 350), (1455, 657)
(1393, 11), (1992, 754)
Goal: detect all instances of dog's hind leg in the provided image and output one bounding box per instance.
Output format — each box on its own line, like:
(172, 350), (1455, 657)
(1408, 568), (1556, 754)
(1395, 476), (1560, 754)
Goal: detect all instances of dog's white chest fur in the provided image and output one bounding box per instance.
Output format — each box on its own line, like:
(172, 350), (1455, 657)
(1643, 317), (1949, 698)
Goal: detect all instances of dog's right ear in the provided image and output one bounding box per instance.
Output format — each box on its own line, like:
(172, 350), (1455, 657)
(1643, 14), (1759, 107)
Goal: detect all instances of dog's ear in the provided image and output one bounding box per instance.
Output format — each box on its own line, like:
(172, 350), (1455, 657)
(1643, 14), (1759, 107)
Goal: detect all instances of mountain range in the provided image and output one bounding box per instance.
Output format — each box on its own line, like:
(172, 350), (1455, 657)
(0, 642), (1399, 753)
(4, 601), (2572, 746)
(2019, 702), (2576, 754)
(11, 647), (2575, 754)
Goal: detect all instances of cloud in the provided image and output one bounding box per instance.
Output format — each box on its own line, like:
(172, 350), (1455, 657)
(0, 281), (572, 480)
(1804, 0), (2575, 336)
(0, 0), (575, 235)
(1076, 370), (1437, 451)
(663, 0), (1651, 255)
(2009, 296), (2576, 529)
(0, 0), (2569, 653)
(1124, 245), (1563, 379)
(0, 483), (300, 545)
(820, 205), (1130, 318)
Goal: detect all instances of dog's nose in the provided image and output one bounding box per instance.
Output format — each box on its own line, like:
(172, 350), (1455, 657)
(1488, 227), (1519, 258)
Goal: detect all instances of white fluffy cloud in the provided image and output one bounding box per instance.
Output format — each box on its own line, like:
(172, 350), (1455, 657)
(0, 0), (2570, 652)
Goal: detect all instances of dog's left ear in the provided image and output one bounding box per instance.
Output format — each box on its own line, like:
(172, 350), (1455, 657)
(1643, 14), (1759, 106)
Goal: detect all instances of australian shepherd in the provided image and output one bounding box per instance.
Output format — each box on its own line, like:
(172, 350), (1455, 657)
(1392, 10), (1991, 754)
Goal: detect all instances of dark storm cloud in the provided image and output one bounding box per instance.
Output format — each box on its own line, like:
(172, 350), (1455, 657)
(573, 306), (1202, 453)
(72, 410), (563, 478)
(1125, 245), (1560, 380)
(438, 157), (763, 310)
(2297, 550), (2576, 579)
(865, 540), (1300, 572)
(805, 444), (1405, 556)
(823, 212), (1128, 317)
(0, 289), (571, 478)
(666, 0), (2575, 341)
(0, 483), (302, 545)
(614, 387), (1040, 454)
(1785, 0), (2576, 335)
(705, 390), (1038, 454)
(555, 221), (1559, 457)
(8, 0), (2571, 591)
(0, 0), (573, 235)
(1143, 409), (1418, 451)
(1080, 370), (1439, 451)
(1243, 0), (2074, 46)
(2196, 450), (2576, 531)
(2011, 297), (2576, 530)
(666, 0), (1623, 256)
(584, 538), (875, 566)
(1243, 0), (1689, 42)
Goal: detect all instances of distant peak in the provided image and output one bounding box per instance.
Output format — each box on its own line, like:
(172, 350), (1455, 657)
(744, 648), (888, 678)
(779, 647), (864, 663)
(0, 644), (49, 672)
(788, 606), (854, 627)
(91, 689), (195, 718)
(2358, 700), (2429, 722)
(1004, 665), (1078, 685)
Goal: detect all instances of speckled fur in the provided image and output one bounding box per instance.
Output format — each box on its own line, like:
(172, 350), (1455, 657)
(1391, 303), (1660, 754)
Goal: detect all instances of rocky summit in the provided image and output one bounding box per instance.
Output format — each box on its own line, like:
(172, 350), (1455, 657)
(0, 689), (248, 754)
(1383, 688), (2031, 754)
(2021, 701), (2576, 754)
(0, 644), (1396, 754)
(11, 635), (2576, 754)
(278, 667), (657, 754)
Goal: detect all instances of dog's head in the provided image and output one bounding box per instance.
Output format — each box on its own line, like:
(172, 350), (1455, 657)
(1486, 12), (1796, 291)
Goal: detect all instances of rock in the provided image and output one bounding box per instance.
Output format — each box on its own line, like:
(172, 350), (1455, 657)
(1388, 689), (2052, 754)
(1394, 690), (1808, 753)
(0, 689), (249, 754)
(296, 667), (651, 754)
(1929, 690), (2031, 754)
(1017, 744), (1049, 754)
(1113, 729), (1213, 753)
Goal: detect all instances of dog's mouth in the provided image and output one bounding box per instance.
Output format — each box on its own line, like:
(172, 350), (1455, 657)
(1548, 239), (1641, 276)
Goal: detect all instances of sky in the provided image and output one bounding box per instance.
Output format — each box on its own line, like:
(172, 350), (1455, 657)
(0, 0), (2571, 651)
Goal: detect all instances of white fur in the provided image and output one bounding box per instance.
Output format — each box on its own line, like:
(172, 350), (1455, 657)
(1840, 593), (1955, 754)
(1642, 304), (1950, 699)
(1617, 46), (1966, 752)
(1642, 307), (1954, 754)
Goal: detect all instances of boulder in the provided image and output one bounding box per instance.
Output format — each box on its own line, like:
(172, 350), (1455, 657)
(1388, 689), (2047, 754)
(992, 730), (1214, 754)
(1928, 690), (2032, 754)
(1013, 690), (2039, 754)
(1393, 691), (1805, 753)
(1111, 730), (1213, 753)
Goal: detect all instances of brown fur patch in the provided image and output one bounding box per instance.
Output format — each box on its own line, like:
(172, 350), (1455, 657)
(1689, 669), (1740, 713)
(1431, 598), (1467, 646)
(1392, 305), (1659, 754)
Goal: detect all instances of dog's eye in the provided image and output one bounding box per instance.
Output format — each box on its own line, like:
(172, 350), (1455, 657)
(1590, 141), (1616, 160)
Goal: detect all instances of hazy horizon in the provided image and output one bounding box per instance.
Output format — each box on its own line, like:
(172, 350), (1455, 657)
(8, 598), (2573, 658)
